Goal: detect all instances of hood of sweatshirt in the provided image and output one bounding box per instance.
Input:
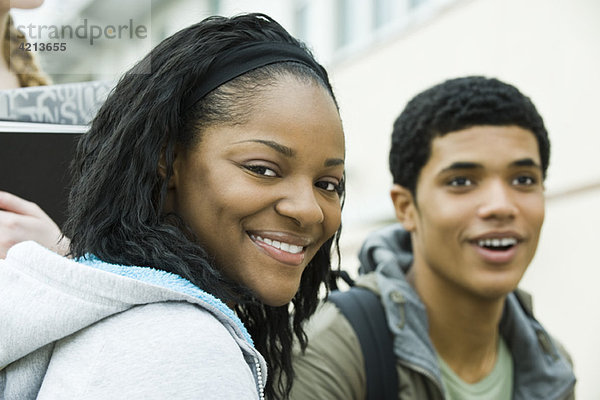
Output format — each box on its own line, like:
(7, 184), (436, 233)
(0, 241), (264, 375)
(356, 223), (444, 390)
(356, 223), (576, 400)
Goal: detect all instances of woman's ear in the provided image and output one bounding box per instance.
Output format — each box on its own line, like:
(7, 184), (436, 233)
(390, 184), (417, 232)
(159, 145), (180, 213)
(158, 145), (177, 189)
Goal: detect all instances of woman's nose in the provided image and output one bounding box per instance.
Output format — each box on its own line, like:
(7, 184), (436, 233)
(274, 181), (324, 227)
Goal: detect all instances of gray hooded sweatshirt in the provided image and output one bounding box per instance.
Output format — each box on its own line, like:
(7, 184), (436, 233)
(0, 241), (267, 399)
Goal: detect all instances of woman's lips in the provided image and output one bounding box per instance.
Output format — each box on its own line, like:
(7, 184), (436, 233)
(249, 233), (307, 266)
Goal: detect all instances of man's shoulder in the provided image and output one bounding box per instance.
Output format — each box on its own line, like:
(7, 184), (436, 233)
(353, 272), (381, 294)
(502, 290), (577, 397)
(301, 300), (363, 350)
(288, 300), (366, 399)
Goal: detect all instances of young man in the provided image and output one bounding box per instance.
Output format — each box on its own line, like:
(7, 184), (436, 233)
(288, 77), (576, 399)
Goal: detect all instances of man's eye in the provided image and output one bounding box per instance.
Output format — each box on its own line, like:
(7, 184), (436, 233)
(245, 165), (277, 177)
(512, 175), (536, 186)
(448, 177), (472, 187)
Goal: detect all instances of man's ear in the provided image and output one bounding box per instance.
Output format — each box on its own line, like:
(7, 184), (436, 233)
(390, 184), (417, 232)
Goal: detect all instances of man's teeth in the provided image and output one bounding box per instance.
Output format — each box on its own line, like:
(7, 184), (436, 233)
(477, 238), (518, 248)
(252, 235), (304, 254)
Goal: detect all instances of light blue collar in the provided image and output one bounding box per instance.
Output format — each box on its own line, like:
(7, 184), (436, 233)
(78, 255), (254, 346)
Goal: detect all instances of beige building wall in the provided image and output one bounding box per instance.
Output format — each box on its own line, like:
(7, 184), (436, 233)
(21, 0), (599, 397)
(330, 1), (600, 398)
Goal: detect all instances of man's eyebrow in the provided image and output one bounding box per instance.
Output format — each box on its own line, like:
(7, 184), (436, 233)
(440, 159), (542, 173)
(511, 158), (542, 169)
(234, 139), (295, 157)
(440, 161), (482, 173)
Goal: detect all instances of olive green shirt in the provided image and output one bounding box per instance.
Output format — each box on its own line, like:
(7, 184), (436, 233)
(438, 337), (513, 400)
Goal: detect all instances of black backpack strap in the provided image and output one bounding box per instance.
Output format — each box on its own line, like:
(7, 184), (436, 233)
(328, 287), (398, 400)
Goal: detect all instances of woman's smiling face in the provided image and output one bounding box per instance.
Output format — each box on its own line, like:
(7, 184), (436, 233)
(167, 76), (345, 306)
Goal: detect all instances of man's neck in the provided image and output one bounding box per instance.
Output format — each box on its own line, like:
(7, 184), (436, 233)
(407, 266), (506, 383)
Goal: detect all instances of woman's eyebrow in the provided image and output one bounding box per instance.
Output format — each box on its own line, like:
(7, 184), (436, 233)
(234, 139), (344, 167)
(234, 139), (295, 157)
(325, 158), (345, 167)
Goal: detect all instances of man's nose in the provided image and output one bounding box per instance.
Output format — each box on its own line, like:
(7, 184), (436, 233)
(476, 179), (518, 221)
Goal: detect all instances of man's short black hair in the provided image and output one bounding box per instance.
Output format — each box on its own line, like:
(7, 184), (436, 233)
(389, 76), (550, 195)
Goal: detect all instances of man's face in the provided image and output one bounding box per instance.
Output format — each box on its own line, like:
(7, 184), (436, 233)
(396, 125), (545, 300)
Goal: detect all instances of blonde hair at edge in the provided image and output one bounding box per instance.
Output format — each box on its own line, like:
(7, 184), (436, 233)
(2, 14), (49, 87)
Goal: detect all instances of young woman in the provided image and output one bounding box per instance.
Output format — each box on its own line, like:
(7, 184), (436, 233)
(0, 13), (345, 399)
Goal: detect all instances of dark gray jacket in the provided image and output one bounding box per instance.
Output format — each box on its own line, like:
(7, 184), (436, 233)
(289, 224), (576, 399)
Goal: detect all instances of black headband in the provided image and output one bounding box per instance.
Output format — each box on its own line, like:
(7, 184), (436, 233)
(185, 41), (329, 110)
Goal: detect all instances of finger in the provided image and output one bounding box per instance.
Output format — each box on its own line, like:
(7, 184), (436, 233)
(0, 208), (27, 233)
(0, 209), (26, 257)
(0, 208), (60, 247)
(0, 191), (39, 216)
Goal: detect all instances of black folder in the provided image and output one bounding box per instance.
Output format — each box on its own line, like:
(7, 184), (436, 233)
(0, 122), (86, 228)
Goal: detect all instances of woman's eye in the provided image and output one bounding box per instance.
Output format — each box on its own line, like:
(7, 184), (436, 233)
(448, 176), (473, 187)
(244, 165), (277, 177)
(316, 180), (343, 194)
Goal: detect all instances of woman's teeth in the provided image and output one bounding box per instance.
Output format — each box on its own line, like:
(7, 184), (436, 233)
(251, 235), (304, 254)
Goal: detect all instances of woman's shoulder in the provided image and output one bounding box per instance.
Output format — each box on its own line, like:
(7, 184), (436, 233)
(40, 302), (260, 399)
(68, 301), (246, 362)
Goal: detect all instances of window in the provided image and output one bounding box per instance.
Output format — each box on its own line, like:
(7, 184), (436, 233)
(294, 1), (310, 42)
(374, 0), (394, 28)
(208, 0), (220, 15)
(335, 0), (352, 49)
(409, 0), (427, 9)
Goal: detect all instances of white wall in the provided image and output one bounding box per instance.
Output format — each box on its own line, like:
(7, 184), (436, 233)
(330, 1), (600, 398)
(15, 0), (599, 396)
(522, 186), (600, 400)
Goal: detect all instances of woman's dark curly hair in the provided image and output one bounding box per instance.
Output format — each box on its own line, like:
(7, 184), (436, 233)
(389, 76), (550, 196)
(64, 13), (343, 399)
